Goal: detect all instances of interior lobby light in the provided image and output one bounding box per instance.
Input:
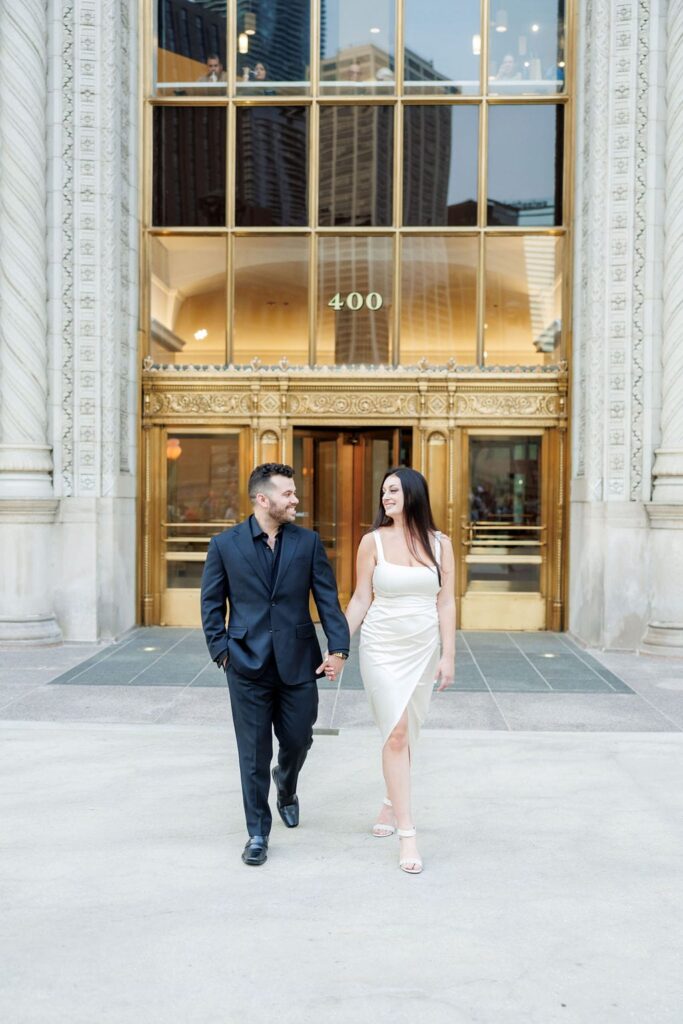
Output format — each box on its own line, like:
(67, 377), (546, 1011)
(166, 438), (182, 461)
(472, 34), (481, 56)
(238, 32), (249, 54)
(370, 27), (381, 34)
(495, 9), (508, 32)
(244, 11), (256, 35)
(194, 328), (208, 340)
(531, 23), (540, 32)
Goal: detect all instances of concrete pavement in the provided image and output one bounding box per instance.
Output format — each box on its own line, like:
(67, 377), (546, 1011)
(1, 638), (683, 1022)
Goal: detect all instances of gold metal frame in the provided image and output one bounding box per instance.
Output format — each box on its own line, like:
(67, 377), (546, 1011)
(139, 1), (575, 629)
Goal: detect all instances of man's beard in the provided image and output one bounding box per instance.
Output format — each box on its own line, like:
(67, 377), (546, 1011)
(268, 502), (295, 524)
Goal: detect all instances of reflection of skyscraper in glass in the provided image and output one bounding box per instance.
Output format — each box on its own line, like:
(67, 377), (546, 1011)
(318, 100), (393, 227)
(403, 105), (452, 225)
(320, 238), (392, 366)
(320, 0), (327, 62)
(236, 108), (307, 226)
(237, 0), (309, 83)
(159, 0), (227, 67)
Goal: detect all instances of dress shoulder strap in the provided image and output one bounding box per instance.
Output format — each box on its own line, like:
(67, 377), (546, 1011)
(434, 531), (442, 566)
(372, 529), (385, 562)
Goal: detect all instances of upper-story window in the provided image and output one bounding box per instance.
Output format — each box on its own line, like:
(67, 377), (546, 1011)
(147, 1), (569, 369)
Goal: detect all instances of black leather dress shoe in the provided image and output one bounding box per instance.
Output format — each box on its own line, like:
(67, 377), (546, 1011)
(272, 766), (299, 828)
(242, 835), (268, 866)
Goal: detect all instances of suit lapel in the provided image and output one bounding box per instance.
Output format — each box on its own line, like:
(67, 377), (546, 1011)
(272, 522), (301, 597)
(232, 518), (270, 592)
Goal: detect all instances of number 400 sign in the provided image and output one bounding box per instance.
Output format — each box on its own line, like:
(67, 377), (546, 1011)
(327, 291), (383, 311)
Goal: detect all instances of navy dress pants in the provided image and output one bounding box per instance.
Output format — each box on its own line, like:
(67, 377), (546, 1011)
(226, 663), (319, 838)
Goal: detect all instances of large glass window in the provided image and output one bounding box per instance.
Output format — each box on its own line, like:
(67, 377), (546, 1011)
(150, 236), (227, 364)
(317, 237), (394, 365)
(320, 1), (396, 94)
(487, 105), (563, 226)
(484, 235), (563, 365)
(236, 106), (308, 226)
(153, 107), (226, 226)
(400, 237), (478, 365)
(488, 1), (566, 96)
(233, 236), (309, 365)
(146, 1), (571, 368)
(319, 106), (394, 226)
(404, 0), (481, 95)
(403, 106), (479, 226)
(155, 1), (227, 96)
(236, 0), (311, 95)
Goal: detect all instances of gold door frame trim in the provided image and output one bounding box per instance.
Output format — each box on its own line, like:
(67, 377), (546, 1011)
(141, 367), (568, 628)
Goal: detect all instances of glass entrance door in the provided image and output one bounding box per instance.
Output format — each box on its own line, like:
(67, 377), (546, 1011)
(160, 429), (249, 626)
(293, 427), (411, 610)
(460, 431), (548, 630)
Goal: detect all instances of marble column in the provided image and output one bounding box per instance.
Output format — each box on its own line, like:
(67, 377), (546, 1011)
(645, 0), (683, 652)
(0, 0), (61, 643)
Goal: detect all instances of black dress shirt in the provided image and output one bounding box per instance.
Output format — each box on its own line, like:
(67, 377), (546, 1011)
(250, 514), (282, 592)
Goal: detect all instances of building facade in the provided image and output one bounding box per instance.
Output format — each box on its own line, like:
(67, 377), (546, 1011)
(0, 0), (680, 653)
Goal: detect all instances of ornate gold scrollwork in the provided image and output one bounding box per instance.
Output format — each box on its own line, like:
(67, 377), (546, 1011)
(141, 368), (565, 427)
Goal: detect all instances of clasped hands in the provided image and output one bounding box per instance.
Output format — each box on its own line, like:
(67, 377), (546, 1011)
(316, 651), (345, 682)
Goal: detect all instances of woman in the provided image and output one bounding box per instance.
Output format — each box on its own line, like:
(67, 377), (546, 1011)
(329, 467), (455, 873)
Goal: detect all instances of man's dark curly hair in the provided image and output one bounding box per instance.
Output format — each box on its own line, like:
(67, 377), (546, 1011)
(248, 463), (294, 501)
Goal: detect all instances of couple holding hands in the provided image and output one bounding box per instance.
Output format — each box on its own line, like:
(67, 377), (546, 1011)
(201, 462), (455, 874)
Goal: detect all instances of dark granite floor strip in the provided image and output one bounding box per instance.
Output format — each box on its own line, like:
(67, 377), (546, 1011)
(48, 628), (634, 695)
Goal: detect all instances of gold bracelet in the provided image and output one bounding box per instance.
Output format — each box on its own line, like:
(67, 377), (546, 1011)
(328, 651), (348, 660)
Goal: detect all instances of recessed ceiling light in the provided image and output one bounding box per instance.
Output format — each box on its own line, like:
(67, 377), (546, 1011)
(370, 27), (381, 33)
(531, 23), (540, 32)
(194, 328), (208, 340)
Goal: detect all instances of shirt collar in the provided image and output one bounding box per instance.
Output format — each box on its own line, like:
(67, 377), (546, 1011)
(250, 513), (281, 541)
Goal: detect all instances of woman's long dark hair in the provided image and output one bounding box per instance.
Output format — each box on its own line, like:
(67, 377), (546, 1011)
(372, 467), (441, 581)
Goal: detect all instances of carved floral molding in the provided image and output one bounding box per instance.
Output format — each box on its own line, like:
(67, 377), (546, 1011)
(142, 366), (567, 426)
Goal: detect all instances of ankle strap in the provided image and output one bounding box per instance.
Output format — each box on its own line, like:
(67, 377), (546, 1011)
(397, 827), (416, 838)
(382, 798), (392, 807)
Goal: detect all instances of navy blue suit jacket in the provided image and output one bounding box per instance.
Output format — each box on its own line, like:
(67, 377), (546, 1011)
(200, 519), (350, 685)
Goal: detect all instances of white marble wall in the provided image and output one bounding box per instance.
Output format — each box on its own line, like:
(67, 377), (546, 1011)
(47, 0), (139, 641)
(0, 0), (61, 642)
(0, 0), (138, 643)
(571, 0), (683, 652)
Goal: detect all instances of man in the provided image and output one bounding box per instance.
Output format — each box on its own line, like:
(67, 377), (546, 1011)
(201, 463), (349, 866)
(196, 54), (227, 85)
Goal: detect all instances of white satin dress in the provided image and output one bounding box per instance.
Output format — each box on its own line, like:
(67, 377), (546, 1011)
(359, 530), (442, 749)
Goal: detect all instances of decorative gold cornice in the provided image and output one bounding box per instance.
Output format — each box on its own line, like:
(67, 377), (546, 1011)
(143, 372), (566, 426)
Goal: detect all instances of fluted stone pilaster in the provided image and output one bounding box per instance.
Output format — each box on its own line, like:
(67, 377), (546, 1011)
(0, 0), (53, 497)
(652, 0), (683, 503)
(0, 0), (60, 643)
(644, 0), (683, 654)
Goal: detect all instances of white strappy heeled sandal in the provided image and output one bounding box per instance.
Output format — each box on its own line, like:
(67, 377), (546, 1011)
(372, 798), (396, 837)
(398, 827), (423, 874)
